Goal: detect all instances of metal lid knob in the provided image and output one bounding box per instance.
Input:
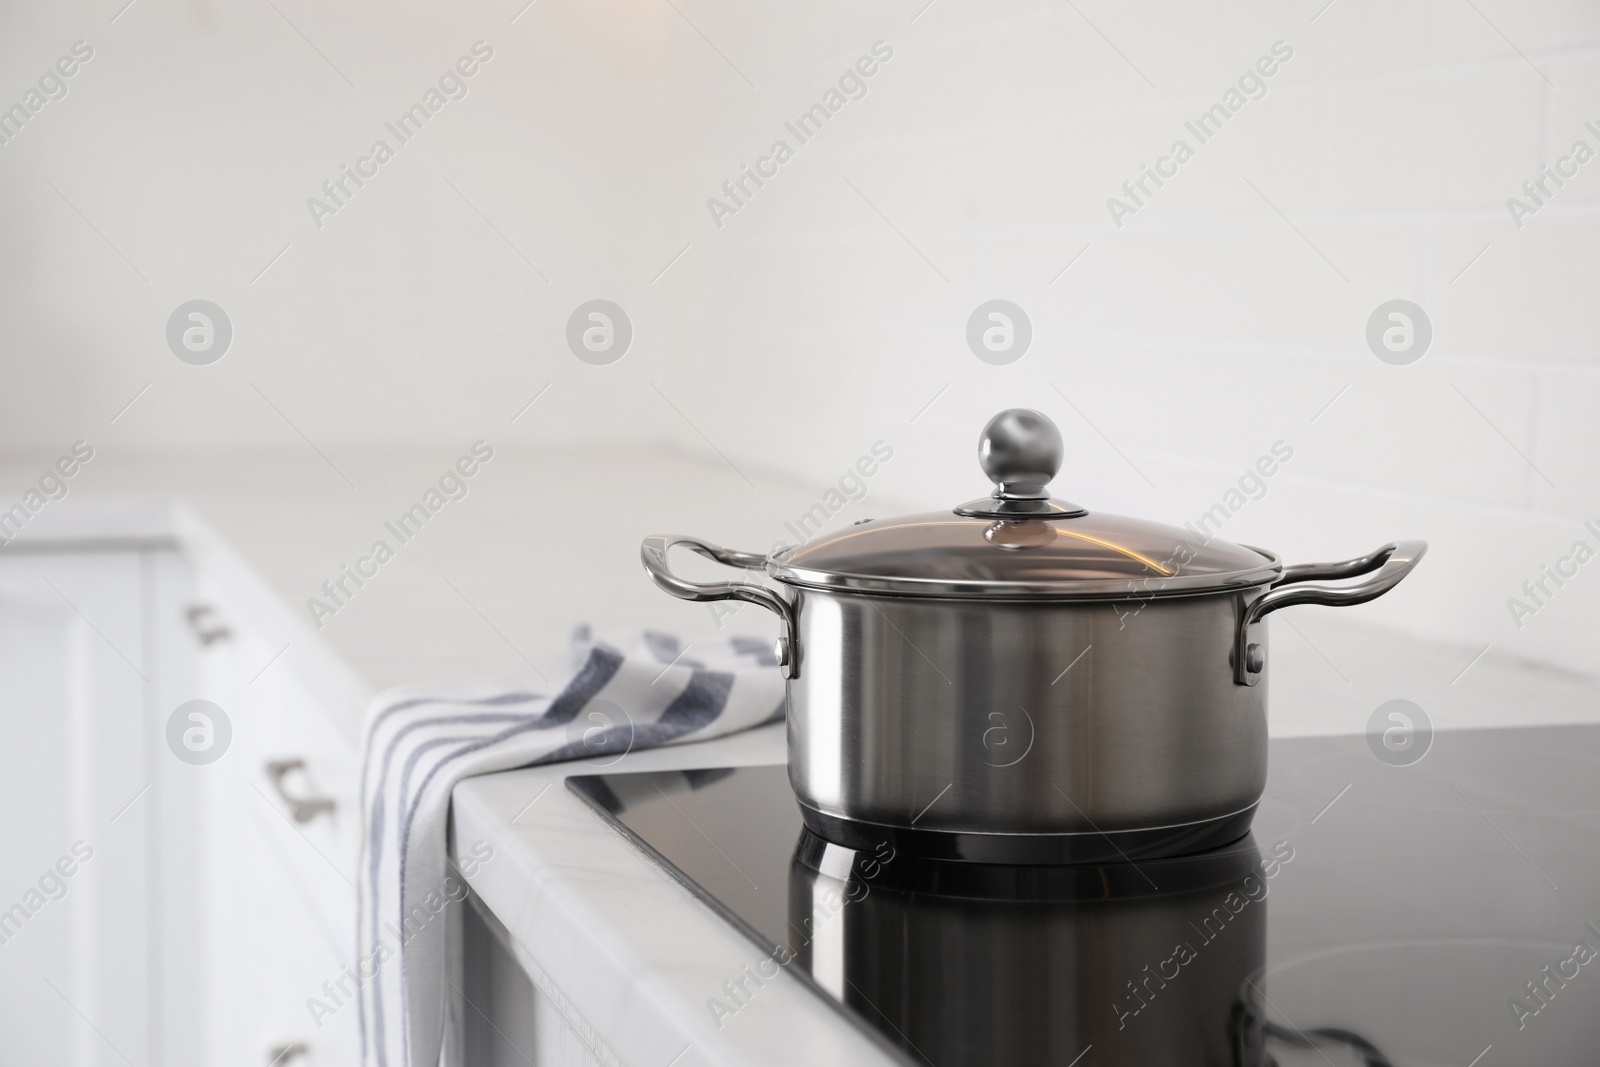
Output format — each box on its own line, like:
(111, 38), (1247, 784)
(956, 409), (1086, 520)
(980, 408), (1063, 501)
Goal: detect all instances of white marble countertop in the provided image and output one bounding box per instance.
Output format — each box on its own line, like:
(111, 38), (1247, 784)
(0, 444), (906, 740)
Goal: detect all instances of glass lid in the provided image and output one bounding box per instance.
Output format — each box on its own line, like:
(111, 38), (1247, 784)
(766, 409), (1280, 600)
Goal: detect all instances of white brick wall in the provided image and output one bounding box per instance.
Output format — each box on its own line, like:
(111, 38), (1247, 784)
(654, 0), (1600, 679)
(0, 0), (1595, 678)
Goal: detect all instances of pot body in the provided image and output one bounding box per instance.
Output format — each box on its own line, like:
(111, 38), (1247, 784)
(784, 585), (1269, 860)
(642, 530), (1424, 861)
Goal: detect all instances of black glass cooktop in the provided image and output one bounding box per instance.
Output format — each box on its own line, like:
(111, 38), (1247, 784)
(569, 726), (1600, 1066)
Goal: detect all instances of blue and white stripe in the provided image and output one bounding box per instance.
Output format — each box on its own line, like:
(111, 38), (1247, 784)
(357, 629), (786, 1067)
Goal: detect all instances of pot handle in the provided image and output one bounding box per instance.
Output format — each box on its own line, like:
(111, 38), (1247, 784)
(640, 535), (799, 679)
(1233, 540), (1427, 685)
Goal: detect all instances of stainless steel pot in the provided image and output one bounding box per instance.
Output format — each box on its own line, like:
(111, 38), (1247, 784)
(642, 409), (1426, 862)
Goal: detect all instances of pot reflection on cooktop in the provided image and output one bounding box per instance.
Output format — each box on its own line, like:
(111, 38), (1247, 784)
(789, 829), (1272, 1066)
(568, 726), (1600, 1066)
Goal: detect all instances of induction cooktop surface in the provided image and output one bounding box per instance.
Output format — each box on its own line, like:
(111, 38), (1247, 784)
(568, 725), (1600, 1066)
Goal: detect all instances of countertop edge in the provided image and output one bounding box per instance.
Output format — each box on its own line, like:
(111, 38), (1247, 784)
(449, 724), (902, 1067)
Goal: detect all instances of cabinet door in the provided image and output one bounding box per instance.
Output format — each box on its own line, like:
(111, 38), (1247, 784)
(0, 545), (362, 1066)
(0, 551), (156, 1067)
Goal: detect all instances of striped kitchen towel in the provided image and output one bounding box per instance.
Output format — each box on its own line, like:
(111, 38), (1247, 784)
(355, 627), (786, 1067)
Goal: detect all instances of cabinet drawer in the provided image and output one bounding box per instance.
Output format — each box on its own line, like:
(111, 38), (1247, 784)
(241, 659), (362, 931)
(192, 607), (363, 942)
(206, 767), (361, 1067)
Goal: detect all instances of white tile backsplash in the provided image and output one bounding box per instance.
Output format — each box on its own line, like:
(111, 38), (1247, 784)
(0, 0), (1595, 679)
(1430, 0), (1600, 63)
(1323, 63), (1543, 214)
(1424, 213), (1600, 365)
(1533, 364), (1600, 517)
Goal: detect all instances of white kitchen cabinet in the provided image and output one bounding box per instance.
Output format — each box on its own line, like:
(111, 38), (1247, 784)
(461, 897), (612, 1067)
(0, 537), (362, 1067)
(0, 547), (191, 1066)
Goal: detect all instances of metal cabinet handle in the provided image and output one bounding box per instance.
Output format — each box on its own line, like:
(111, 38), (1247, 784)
(265, 759), (336, 823)
(640, 535), (799, 678)
(268, 1043), (309, 1065)
(1234, 540), (1427, 686)
(186, 604), (233, 645)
